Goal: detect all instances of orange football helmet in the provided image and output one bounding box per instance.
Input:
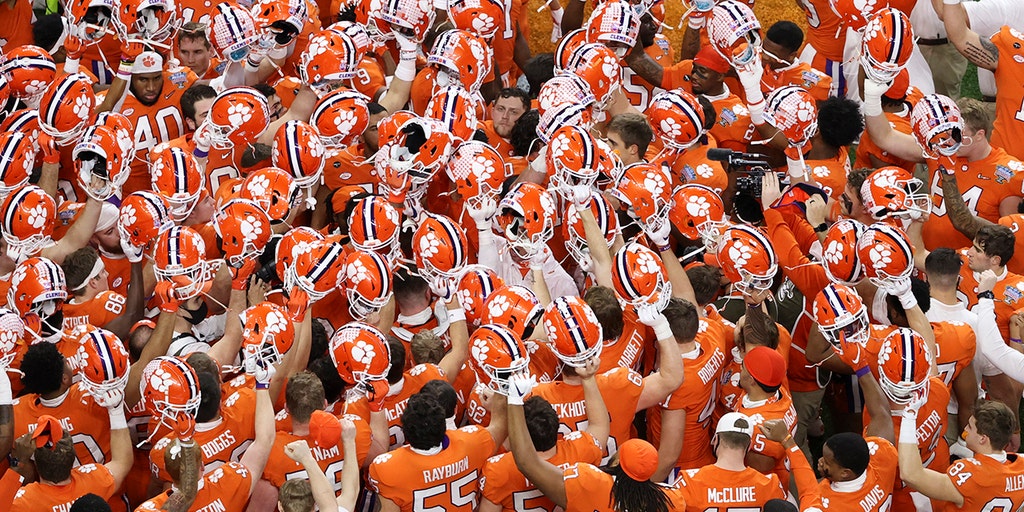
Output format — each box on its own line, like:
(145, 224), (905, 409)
(861, 166), (929, 221)
(821, 219), (866, 285)
(670, 184), (727, 252)
(554, 29), (589, 73)
(240, 167), (301, 224)
(300, 29), (365, 97)
(118, 191), (174, 250)
(275, 226), (325, 285)
(911, 94), (963, 159)
(427, 29), (492, 93)
(1, 185), (56, 262)
(537, 101), (593, 144)
(0, 308), (23, 367)
(74, 124), (131, 201)
(414, 213), (468, 292)
(447, 0), (504, 39)
(829, 0), (885, 32)
(38, 73), (96, 147)
(877, 327), (932, 405)
(537, 74), (596, 120)
(348, 196), (401, 264)
(812, 283), (869, 347)
(764, 86), (818, 148)
(7, 256), (66, 318)
(343, 249), (393, 320)
(273, 120), (326, 190)
(543, 295), (603, 367)
(311, 88), (370, 150)
(240, 301), (295, 368)
(0, 109), (41, 157)
(386, 116), (455, 190)
(328, 321), (392, 385)
(611, 162), (673, 234)
(252, 0), (308, 46)
(285, 241), (346, 303)
(206, 87), (271, 151)
(65, 0), (118, 44)
(612, 242), (672, 310)
(75, 325), (131, 394)
(482, 285), (543, 339)
(469, 324), (530, 395)
(113, 0), (180, 44)
(153, 226), (213, 300)
(425, 85), (480, 142)
(0, 132), (36, 198)
(861, 8), (914, 83)
(0, 46), (56, 104)
(563, 191), (619, 272)
(584, 0), (640, 55)
(377, 0), (435, 43)
(140, 356), (201, 432)
(707, 0), (761, 66)
(96, 111), (136, 157)
(716, 224), (778, 293)
(857, 223), (913, 288)
(446, 140), (508, 214)
(563, 43), (622, 111)
(210, 4), (262, 62)
(497, 182), (556, 260)
(213, 198), (272, 268)
(456, 265), (504, 328)
(648, 89), (706, 151)
(151, 146), (205, 222)
(546, 125), (615, 195)
(352, 0), (393, 49)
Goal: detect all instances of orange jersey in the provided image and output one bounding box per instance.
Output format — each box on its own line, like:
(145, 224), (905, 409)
(621, 35), (674, 110)
(135, 461), (254, 512)
(1000, 213), (1024, 275)
(261, 414), (371, 491)
(461, 383), (492, 427)
(652, 144), (729, 195)
(563, 462), (686, 512)
(933, 320), (977, 393)
(817, 437), (897, 511)
(323, 145), (379, 193)
(923, 148), (1024, 251)
(119, 65), (198, 195)
(990, 27), (1024, 160)
(597, 306), (650, 374)
(481, 430), (603, 512)
(945, 453), (1024, 511)
(381, 364), (447, 449)
(677, 464), (786, 511)
(762, 63), (832, 102)
(13, 383), (112, 466)
(62, 290), (126, 331)
(368, 426), (495, 512)
(957, 255), (1024, 342)
(797, 0), (846, 61)
(533, 367), (644, 459)
(149, 387), (256, 482)
(11, 463), (117, 512)
(804, 147), (851, 201)
(716, 340), (791, 424)
(480, 120), (517, 161)
(734, 388), (799, 483)
(353, 56), (387, 101)
(100, 254), (132, 296)
(492, 0), (522, 85)
(0, 0), (35, 50)
(707, 91), (755, 152)
(854, 110), (916, 172)
(648, 325), (728, 470)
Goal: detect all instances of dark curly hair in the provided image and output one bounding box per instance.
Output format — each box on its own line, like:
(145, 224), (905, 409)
(402, 393), (446, 450)
(818, 97), (864, 148)
(20, 343), (65, 395)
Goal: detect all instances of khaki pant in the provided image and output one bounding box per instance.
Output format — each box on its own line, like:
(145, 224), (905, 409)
(920, 42), (969, 99)
(791, 387), (827, 467)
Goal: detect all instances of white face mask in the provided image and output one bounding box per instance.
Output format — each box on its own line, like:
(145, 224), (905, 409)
(613, 46), (629, 58)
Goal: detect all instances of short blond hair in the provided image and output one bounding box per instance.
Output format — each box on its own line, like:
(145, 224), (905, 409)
(958, 97), (993, 138)
(279, 479), (314, 512)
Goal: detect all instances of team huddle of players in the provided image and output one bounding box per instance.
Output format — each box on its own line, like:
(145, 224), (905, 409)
(0, 0), (1024, 510)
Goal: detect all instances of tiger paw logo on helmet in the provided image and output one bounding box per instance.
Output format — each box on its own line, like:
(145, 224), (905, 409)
(641, 170), (668, 196)
(824, 240), (847, 265)
(418, 231), (443, 259)
(794, 99), (815, 124)
(264, 309), (290, 335)
(487, 294), (511, 319)
(471, 15), (496, 35)
(471, 154), (497, 182)
(226, 103), (254, 130)
(148, 366), (176, 395)
(471, 338), (490, 363)
(548, 133), (573, 159)
(685, 194), (712, 218)
(351, 340), (377, 365)
(346, 257), (371, 284)
(246, 174), (270, 197)
(332, 110), (359, 136)
(726, 239), (754, 267)
(119, 205), (138, 230)
(72, 96), (92, 121)
(26, 205), (49, 229)
(877, 340), (895, 365)
(659, 117), (683, 140)
(239, 213), (264, 243)
(868, 242), (894, 270)
(634, 249), (661, 276)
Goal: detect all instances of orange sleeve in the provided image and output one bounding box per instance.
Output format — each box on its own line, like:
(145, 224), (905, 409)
(763, 209), (829, 297)
(786, 443), (823, 509)
(0, 468), (22, 509)
(661, 60), (694, 91)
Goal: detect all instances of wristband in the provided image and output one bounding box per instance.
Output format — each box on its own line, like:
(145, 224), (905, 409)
(656, 242), (672, 253)
(855, 366), (871, 378)
(256, 382), (270, 390)
(898, 292), (918, 310)
(116, 59), (133, 81)
(652, 319), (673, 341)
(899, 415), (918, 444)
(447, 308), (466, 324)
(394, 57), (416, 82)
(244, 58), (262, 73)
(108, 407), (128, 430)
(943, 0), (960, 4)
(862, 95), (884, 117)
(1012, 338), (1023, 344)
(192, 148), (209, 159)
(781, 434), (793, 445)
(748, 100), (765, 126)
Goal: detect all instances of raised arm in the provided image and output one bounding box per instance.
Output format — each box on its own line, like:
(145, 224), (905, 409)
(940, 0), (999, 71)
(861, 78), (927, 163)
(240, 369), (277, 495)
(860, 370), (895, 443)
(898, 392), (965, 506)
(635, 305), (684, 411)
(103, 259), (145, 342)
(506, 374), (568, 509)
(125, 286), (179, 408)
(439, 297), (469, 384)
(577, 357), (609, 449)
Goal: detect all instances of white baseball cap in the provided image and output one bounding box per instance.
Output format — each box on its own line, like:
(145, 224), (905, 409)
(716, 412), (754, 437)
(133, 52), (164, 74)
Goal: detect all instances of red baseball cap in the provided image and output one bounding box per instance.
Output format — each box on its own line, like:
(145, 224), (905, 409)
(745, 346), (786, 387)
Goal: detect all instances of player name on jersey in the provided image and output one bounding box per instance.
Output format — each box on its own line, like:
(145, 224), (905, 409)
(424, 456), (471, 483)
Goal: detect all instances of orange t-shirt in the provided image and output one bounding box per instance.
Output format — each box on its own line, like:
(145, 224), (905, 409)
(480, 120), (517, 161)
(135, 461), (253, 511)
(1001, 213), (1024, 275)
(0, 0), (34, 50)
(762, 62), (832, 102)
(957, 253), (1024, 342)
(62, 290), (126, 331)
(923, 148), (1024, 251)
(261, 414), (371, 490)
(382, 364), (446, 450)
(100, 254), (132, 296)
(481, 430), (603, 512)
(817, 437), (897, 511)
(676, 464), (786, 511)
(707, 92), (755, 153)
(368, 426), (495, 512)
(945, 453), (1024, 511)
(990, 26), (1024, 160)
(651, 143), (729, 195)
(353, 56), (387, 101)
(11, 463), (117, 512)
(564, 462), (687, 512)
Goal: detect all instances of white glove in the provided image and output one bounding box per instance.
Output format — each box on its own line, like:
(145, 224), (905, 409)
(93, 387), (126, 409)
(255, 363), (276, 386)
(735, 52), (765, 102)
(394, 32), (419, 55)
(529, 244), (549, 271)
(862, 78), (890, 117)
(645, 219), (673, 250)
(194, 121), (212, 154)
(637, 303), (673, 340)
(902, 387), (928, 419)
(429, 275), (457, 301)
(570, 185), (592, 209)
(467, 196), (498, 230)
(506, 373), (537, 405)
(550, 6), (564, 43)
(883, 277), (916, 309)
(121, 237), (145, 264)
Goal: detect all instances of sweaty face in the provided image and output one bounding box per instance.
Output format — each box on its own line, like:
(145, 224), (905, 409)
(491, 97), (527, 139)
(130, 71), (164, 107)
(177, 38), (212, 76)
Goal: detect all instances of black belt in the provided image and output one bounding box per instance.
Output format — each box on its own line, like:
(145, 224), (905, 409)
(983, 95), (997, 103)
(918, 37), (949, 46)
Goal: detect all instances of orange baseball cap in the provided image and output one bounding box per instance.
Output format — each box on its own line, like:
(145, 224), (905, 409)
(309, 410), (342, 447)
(32, 415), (64, 449)
(618, 439), (658, 482)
